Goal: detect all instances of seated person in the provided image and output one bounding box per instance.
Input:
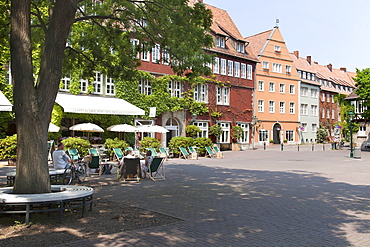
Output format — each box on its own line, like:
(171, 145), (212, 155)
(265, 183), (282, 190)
(119, 150), (136, 176)
(141, 150), (153, 179)
(52, 143), (72, 169)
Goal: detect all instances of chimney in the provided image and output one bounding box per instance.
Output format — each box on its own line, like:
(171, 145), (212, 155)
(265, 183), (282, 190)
(306, 56), (312, 64)
(293, 51), (299, 58)
(314, 61), (318, 64)
(327, 63), (333, 72)
(340, 67), (347, 72)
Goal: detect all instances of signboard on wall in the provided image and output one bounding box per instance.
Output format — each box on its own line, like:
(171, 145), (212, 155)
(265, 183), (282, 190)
(149, 107), (156, 118)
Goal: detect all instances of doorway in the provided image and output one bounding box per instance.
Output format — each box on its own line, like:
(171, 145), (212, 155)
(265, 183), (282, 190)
(273, 123), (282, 144)
(165, 118), (180, 146)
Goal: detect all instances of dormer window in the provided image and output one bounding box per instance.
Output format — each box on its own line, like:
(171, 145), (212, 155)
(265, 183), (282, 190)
(274, 45), (281, 53)
(236, 42), (245, 53)
(216, 36), (225, 48)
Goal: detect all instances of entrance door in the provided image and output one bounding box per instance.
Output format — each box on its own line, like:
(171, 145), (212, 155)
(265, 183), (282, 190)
(273, 123), (282, 144)
(165, 118), (180, 146)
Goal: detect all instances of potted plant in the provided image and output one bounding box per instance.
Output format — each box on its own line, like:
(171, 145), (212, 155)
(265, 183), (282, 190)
(0, 134), (18, 166)
(231, 125), (244, 151)
(283, 139), (288, 144)
(208, 124), (223, 146)
(269, 140), (275, 146)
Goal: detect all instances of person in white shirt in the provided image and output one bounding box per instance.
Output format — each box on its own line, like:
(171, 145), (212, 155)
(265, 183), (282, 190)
(52, 143), (72, 169)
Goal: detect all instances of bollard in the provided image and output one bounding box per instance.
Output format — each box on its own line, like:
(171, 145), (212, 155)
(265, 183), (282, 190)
(264, 142), (266, 150)
(298, 144), (300, 152)
(323, 143), (325, 151)
(281, 143), (284, 151)
(312, 144), (314, 151)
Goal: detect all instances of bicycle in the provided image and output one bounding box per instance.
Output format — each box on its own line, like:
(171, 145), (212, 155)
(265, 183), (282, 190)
(63, 160), (87, 185)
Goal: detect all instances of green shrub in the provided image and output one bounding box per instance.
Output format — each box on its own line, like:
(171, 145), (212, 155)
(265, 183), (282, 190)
(185, 125), (201, 137)
(104, 138), (129, 157)
(62, 137), (91, 156)
(193, 137), (213, 156)
(209, 124), (222, 138)
(0, 134), (17, 159)
(169, 136), (194, 154)
(316, 127), (329, 143)
(139, 137), (161, 153)
(231, 126), (244, 141)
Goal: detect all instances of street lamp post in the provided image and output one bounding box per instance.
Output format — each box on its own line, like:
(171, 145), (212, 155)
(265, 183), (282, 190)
(251, 116), (258, 150)
(348, 110), (355, 158)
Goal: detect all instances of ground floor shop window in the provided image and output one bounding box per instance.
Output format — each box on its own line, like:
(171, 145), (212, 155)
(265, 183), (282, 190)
(285, 130), (294, 142)
(259, 129), (269, 142)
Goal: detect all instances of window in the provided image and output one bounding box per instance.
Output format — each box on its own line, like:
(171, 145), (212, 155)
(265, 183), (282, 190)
(130, 38), (140, 58)
(302, 71), (306, 79)
(258, 100), (264, 112)
(106, 77), (115, 95)
(301, 104), (308, 115)
(262, 61), (269, 70)
(61, 76), (70, 91)
(234, 62), (240, 77)
(358, 126), (367, 137)
(216, 86), (230, 105)
(327, 94), (330, 103)
(290, 102), (295, 114)
(307, 73), (311, 80)
(168, 81), (182, 97)
(332, 109), (335, 119)
(237, 123), (249, 143)
(219, 122), (230, 143)
(193, 84), (208, 103)
(286, 130), (294, 142)
(279, 83), (285, 93)
(152, 44), (160, 63)
(80, 79), (87, 93)
(220, 59), (227, 75)
(236, 42), (245, 53)
(327, 109), (330, 119)
(279, 101), (285, 114)
(311, 89), (318, 98)
(322, 93), (325, 102)
(274, 45), (281, 52)
(322, 108), (325, 118)
(139, 79), (152, 95)
(241, 63), (246, 79)
(258, 81), (264, 91)
(272, 63), (282, 73)
(289, 85), (295, 94)
(301, 87), (308, 96)
(214, 57), (220, 74)
(302, 123), (307, 132)
(298, 71), (302, 78)
(269, 100), (275, 113)
(194, 122), (208, 138)
(311, 74), (316, 81)
(141, 44), (150, 61)
(162, 48), (170, 65)
(247, 64), (253, 80)
(269, 82), (275, 92)
(259, 129), (269, 142)
(228, 60), (233, 76)
(331, 95), (334, 103)
(93, 72), (102, 94)
(216, 36), (225, 48)
(311, 105), (318, 116)
(286, 65), (291, 73)
(312, 124), (317, 132)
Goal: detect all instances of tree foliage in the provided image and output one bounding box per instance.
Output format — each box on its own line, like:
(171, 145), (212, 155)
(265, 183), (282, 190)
(353, 68), (370, 118)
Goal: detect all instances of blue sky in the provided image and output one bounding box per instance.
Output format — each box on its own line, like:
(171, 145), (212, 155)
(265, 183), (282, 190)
(205, 0), (370, 72)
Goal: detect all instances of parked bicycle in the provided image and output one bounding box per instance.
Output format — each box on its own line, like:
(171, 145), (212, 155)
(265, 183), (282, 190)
(63, 160), (87, 185)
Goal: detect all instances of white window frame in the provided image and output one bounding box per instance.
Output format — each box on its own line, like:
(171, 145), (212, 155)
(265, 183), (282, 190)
(301, 104), (308, 115)
(285, 130), (294, 142)
(61, 76), (70, 91)
(322, 93), (325, 102)
(258, 99), (264, 112)
(130, 38), (140, 58)
(301, 87), (308, 97)
(194, 122), (209, 138)
(302, 123), (308, 133)
(258, 81), (264, 91)
(312, 124), (317, 133)
(290, 102), (295, 114)
(216, 86), (230, 105)
(332, 109), (335, 119)
(220, 59), (227, 75)
(262, 61), (269, 70)
(269, 100), (275, 113)
(241, 63), (246, 79)
(237, 123), (249, 143)
(80, 79), (88, 93)
(234, 62), (240, 77)
(194, 84), (208, 103)
(327, 94), (330, 103)
(214, 57), (220, 74)
(311, 89), (318, 98)
(322, 108), (325, 118)
(259, 129), (269, 142)
(93, 72), (102, 94)
(219, 122), (230, 143)
(247, 64), (253, 80)
(168, 81), (182, 98)
(106, 77), (115, 95)
(139, 79), (152, 95)
(286, 65), (291, 73)
(280, 83), (285, 94)
(311, 105), (318, 116)
(141, 44), (150, 62)
(272, 63), (282, 73)
(269, 82), (275, 92)
(216, 36), (225, 48)
(274, 45), (281, 52)
(358, 126), (367, 137)
(162, 48), (170, 65)
(289, 85), (295, 94)
(228, 60), (234, 76)
(236, 42), (245, 53)
(279, 101), (285, 114)
(152, 44), (160, 63)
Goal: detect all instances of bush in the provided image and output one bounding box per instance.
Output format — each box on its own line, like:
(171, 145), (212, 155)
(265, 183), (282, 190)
(62, 137), (91, 156)
(209, 124), (222, 138)
(139, 137), (161, 153)
(316, 128), (329, 143)
(0, 134), (17, 159)
(169, 136), (194, 154)
(104, 138), (129, 157)
(231, 126), (244, 141)
(185, 125), (201, 137)
(193, 137), (213, 156)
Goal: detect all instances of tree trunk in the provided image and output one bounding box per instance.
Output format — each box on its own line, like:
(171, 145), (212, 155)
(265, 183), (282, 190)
(11, 0), (78, 194)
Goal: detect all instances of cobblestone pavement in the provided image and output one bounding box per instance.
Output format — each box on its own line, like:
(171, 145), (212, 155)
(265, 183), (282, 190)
(2, 147), (370, 246)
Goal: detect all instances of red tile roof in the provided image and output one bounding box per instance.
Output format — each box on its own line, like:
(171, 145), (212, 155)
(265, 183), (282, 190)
(244, 30), (273, 57)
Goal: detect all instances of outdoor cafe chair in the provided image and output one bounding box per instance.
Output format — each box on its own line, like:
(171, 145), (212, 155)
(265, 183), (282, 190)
(145, 157), (165, 181)
(179, 147), (190, 159)
(113, 148), (124, 161)
(188, 146), (198, 160)
(88, 148), (99, 157)
(205, 146), (217, 158)
(120, 158), (141, 182)
(67, 149), (80, 161)
(159, 147), (169, 160)
(147, 147), (158, 157)
(213, 146), (224, 159)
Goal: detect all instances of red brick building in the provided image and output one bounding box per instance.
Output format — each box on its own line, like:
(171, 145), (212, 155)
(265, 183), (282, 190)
(134, 3), (258, 148)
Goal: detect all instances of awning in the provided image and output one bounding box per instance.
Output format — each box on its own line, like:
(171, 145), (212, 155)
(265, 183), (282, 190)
(0, 91), (12, 112)
(55, 93), (145, 115)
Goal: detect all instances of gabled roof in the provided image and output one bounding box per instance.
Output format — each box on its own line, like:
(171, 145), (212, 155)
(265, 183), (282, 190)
(244, 29), (273, 57)
(290, 54), (315, 73)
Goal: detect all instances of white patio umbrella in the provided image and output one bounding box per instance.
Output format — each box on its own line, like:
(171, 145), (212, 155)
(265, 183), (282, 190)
(107, 124), (138, 140)
(48, 123), (60, 133)
(136, 125), (169, 133)
(69, 123), (104, 132)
